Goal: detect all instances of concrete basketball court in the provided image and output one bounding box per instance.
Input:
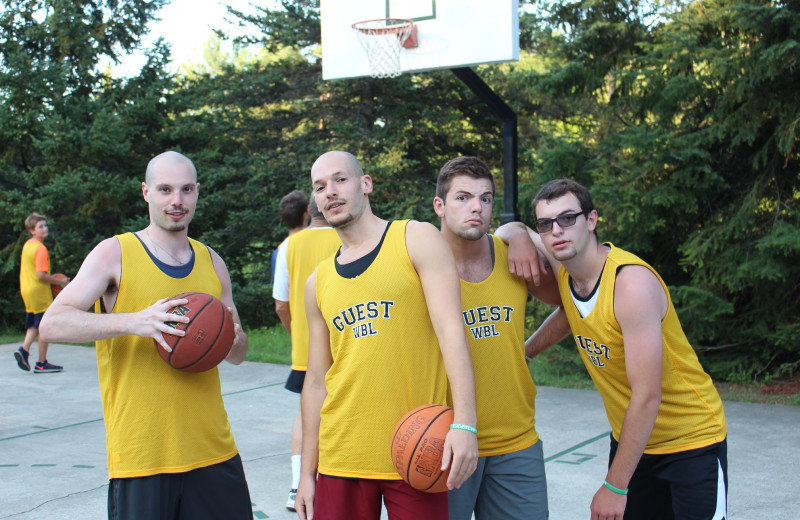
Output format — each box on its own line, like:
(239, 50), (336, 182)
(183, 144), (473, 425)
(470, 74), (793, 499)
(2, 342), (798, 519)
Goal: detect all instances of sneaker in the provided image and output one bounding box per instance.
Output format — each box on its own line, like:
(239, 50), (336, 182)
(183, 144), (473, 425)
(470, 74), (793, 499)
(286, 489), (297, 511)
(34, 360), (63, 373)
(14, 347), (30, 371)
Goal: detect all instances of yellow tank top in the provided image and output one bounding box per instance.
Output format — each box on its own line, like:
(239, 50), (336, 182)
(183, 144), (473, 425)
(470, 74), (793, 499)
(94, 232), (238, 479)
(559, 245), (727, 454)
(20, 239), (52, 313)
(286, 227), (341, 370)
(457, 235), (539, 456)
(315, 220), (448, 479)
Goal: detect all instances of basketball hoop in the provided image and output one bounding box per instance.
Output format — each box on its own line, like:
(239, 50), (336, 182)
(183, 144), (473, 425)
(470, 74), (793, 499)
(351, 18), (418, 78)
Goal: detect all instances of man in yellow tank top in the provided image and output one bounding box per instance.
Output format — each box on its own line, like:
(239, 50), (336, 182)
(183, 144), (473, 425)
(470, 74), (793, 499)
(296, 151), (479, 520)
(272, 190), (311, 511)
(433, 157), (568, 520)
(40, 151), (253, 520)
(273, 198), (341, 511)
(15, 213), (70, 373)
(523, 178), (728, 520)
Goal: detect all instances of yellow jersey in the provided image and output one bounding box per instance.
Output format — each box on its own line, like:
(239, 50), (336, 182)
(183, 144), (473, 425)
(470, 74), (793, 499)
(456, 235), (539, 456)
(94, 232), (238, 478)
(559, 244), (727, 454)
(314, 220), (448, 479)
(286, 227), (341, 370)
(20, 238), (52, 313)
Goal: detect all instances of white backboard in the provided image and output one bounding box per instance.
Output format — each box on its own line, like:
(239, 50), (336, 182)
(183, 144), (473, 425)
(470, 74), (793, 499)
(321, 0), (519, 80)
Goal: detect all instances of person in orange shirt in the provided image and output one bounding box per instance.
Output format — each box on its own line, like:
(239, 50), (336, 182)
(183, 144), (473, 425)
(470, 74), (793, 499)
(15, 213), (70, 373)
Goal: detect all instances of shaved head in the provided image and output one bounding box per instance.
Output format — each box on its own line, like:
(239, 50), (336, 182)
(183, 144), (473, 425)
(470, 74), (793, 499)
(311, 151), (364, 179)
(146, 151), (197, 185)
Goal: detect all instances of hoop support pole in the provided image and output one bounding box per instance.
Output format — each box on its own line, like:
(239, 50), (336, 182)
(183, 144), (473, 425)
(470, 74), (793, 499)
(451, 67), (519, 223)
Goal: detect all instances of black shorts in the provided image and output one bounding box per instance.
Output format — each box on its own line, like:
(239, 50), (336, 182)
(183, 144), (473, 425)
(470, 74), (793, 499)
(609, 436), (728, 520)
(107, 454), (252, 520)
(24, 312), (45, 330)
(285, 369), (306, 394)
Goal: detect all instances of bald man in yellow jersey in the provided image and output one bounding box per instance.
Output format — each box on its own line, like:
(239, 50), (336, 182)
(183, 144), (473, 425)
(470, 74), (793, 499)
(433, 157), (568, 520)
(296, 151), (479, 520)
(522, 179), (727, 520)
(40, 151), (253, 520)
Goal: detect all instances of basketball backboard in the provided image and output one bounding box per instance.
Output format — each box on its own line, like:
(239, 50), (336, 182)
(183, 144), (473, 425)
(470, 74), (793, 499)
(320, 0), (519, 80)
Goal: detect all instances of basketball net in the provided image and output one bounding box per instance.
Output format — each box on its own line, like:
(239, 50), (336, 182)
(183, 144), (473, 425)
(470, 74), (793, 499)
(351, 19), (418, 79)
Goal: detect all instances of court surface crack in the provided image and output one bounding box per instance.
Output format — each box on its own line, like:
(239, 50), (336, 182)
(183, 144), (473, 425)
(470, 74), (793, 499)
(0, 483), (107, 519)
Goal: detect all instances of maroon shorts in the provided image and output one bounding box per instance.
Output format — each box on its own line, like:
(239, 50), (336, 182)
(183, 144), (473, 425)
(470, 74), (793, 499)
(314, 473), (448, 520)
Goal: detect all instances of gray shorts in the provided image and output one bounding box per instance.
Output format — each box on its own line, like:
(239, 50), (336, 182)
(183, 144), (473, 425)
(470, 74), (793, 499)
(448, 439), (548, 520)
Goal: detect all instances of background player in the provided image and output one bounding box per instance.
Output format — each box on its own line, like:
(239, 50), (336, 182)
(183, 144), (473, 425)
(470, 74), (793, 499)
(15, 213), (69, 373)
(272, 199), (340, 511)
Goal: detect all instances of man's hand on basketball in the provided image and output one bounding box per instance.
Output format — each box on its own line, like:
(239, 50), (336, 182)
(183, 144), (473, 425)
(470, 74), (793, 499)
(136, 297), (189, 352)
(442, 428), (478, 489)
(590, 485), (626, 520)
(295, 476), (316, 520)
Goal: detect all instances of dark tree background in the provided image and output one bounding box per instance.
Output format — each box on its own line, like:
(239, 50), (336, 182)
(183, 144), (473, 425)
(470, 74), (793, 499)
(1, 0), (797, 383)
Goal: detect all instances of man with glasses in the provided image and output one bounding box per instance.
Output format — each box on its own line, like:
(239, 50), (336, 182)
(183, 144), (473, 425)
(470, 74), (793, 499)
(522, 178), (728, 520)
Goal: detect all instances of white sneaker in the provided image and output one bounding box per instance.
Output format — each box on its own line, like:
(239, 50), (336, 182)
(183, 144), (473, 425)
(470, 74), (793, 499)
(286, 489), (297, 511)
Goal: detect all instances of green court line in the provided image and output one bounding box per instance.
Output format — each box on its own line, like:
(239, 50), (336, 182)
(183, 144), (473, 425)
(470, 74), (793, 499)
(0, 382), (283, 443)
(544, 431), (611, 463)
(554, 452), (597, 465)
(251, 501), (269, 518)
(0, 419), (104, 442)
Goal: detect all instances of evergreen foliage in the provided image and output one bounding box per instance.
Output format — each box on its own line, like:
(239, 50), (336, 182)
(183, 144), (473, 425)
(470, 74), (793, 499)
(521, 0), (799, 382)
(0, 0), (796, 382)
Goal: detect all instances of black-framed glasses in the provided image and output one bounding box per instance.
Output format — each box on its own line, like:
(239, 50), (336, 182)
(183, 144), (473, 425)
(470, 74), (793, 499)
(533, 211), (589, 233)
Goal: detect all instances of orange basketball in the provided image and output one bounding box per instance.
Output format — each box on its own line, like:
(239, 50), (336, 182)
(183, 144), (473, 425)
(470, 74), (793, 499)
(155, 292), (235, 373)
(51, 273), (68, 297)
(390, 404), (454, 493)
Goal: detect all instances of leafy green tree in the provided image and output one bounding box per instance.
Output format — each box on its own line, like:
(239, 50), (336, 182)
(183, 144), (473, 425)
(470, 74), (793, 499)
(0, 0), (171, 324)
(518, 0), (799, 382)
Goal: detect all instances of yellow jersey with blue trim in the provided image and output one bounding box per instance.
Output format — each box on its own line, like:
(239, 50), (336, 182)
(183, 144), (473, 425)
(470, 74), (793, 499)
(94, 232), (238, 478)
(286, 227), (341, 370)
(456, 235), (539, 456)
(20, 238), (52, 313)
(314, 220), (448, 479)
(559, 244), (727, 454)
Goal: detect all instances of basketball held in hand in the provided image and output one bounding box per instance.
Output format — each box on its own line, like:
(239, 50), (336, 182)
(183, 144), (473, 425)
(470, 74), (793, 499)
(156, 292), (235, 373)
(51, 273), (68, 297)
(390, 404), (454, 493)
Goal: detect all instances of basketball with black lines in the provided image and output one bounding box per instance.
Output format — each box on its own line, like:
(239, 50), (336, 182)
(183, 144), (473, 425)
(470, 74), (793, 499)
(390, 404), (453, 493)
(156, 292), (234, 373)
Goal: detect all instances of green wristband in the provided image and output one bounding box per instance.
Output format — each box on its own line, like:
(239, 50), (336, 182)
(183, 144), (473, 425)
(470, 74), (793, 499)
(603, 480), (628, 495)
(450, 423), (478, 434)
